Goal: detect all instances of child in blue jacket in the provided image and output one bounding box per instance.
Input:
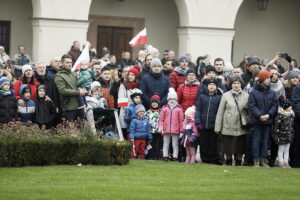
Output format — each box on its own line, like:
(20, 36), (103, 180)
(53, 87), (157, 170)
(129, 104), (152, 159)
(18, 84), (35, 122)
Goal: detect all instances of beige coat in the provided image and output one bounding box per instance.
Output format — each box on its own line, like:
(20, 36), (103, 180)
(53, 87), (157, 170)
(215, 90), (250, 136)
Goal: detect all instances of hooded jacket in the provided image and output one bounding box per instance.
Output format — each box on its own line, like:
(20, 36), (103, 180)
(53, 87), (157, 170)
(54, 68), (80, 111)
(13, 77), (40, 100)
(18, 84), (35, 122)
(248, 83), (278, 125)
(0, 90), (18, 123)
(169, 67), (187, 90)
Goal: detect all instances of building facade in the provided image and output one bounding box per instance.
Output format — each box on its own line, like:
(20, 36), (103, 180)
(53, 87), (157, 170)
(0, 0), (299, 65)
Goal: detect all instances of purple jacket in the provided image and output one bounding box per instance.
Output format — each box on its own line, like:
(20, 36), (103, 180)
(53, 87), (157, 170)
(158, 104), (184, 134)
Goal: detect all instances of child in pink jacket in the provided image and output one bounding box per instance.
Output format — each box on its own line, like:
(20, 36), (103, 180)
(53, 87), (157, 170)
(182, 106), (199, 164)
(158, 88), (184, 161)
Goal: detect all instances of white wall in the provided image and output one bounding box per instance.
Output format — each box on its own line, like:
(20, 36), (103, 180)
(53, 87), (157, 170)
(89, 0), (179, 56)
(0, 0), (32, 57)
(233, 0), (300, 66)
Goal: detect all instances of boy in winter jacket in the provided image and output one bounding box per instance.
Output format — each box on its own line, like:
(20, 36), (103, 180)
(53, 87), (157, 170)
(18, 84), (35, 122)
(146, 94), (162, 160)
(195, 78), (222, 164)
(158, 88), (184, 161)
(0, 77), (18, 123)
(125, 88), (143, 128)
(129, 104), (152, 159)
(272, 96), (294, 168)
(77, 60), (97, 107)
(34, 85), (56, 129)
(248, 70), (278, 167)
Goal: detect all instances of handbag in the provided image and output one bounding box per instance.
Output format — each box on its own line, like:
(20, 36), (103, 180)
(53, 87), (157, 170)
(232, 95), (252, 130)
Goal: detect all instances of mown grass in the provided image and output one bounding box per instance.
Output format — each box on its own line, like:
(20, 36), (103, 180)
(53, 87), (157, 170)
(0, 159), (299, 200)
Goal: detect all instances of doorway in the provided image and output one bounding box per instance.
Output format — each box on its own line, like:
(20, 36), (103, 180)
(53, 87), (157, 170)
(97, 26), (133, 61)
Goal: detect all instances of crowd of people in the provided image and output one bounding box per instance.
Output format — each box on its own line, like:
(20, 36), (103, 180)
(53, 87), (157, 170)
(0, 42), (300, 168)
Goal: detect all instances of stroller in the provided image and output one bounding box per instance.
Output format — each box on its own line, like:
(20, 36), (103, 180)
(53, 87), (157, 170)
(92, 108), (124, 141)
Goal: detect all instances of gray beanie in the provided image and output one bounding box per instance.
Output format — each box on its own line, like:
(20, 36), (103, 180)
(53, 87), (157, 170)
(150, 58), (162, 68)
(288, 70), (300, 81)
(135, 104), (146, 114)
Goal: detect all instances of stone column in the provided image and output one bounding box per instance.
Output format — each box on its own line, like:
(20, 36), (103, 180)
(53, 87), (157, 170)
(31, 18), (89, 63)
(177, 27), (235, 62)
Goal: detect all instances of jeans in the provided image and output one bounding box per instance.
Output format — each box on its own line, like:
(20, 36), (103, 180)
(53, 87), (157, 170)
(252, 124), (270, 159)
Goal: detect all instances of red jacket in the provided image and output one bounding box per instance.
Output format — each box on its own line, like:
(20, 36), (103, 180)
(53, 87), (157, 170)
(177, 80), (200, 112)
(158, 104), (184, 134)
(13, 77), (40, 100)
(169, 70), (186, 91)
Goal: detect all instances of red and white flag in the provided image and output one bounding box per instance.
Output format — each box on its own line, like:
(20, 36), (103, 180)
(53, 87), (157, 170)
(118, 98), (129, 108)
(129, 28), (147, 47)
(71, 44), (90, 72)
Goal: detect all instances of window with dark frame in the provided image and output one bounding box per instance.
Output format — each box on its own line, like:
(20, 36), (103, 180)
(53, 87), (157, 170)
(0, 21), (11, 55)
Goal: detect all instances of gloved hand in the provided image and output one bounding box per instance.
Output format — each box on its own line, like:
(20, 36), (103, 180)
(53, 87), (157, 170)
(281, 53), (292, 63)
(179, 133), (184, 139)
(196, 123), (203, 130)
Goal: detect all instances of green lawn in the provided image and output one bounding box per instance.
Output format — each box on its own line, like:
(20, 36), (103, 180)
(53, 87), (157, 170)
(0, 159), (299, 200)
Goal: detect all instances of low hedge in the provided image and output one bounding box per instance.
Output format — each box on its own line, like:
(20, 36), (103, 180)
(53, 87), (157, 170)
(0, 122), (131, 167)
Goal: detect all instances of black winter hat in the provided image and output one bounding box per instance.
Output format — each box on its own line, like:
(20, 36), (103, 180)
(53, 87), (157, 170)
(206, 78), (219, 87)
(278, 96), (292, 109)
(185, 68), (196, 77)
(247, 56), (260, 66)
(205, 65), (216, 74)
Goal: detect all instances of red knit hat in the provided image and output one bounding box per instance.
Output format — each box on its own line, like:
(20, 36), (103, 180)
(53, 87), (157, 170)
(150, 94), (160, 104)
(128, 66), (140, 79)
(258, 70), (271, 82)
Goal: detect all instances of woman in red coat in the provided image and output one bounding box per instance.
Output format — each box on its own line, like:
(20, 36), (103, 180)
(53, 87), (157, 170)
(13, 65), (40, 102)
(177, 68), (200, 112)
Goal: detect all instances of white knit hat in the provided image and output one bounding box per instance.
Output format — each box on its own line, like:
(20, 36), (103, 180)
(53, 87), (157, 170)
(167, 88), (177, 100)
(22, 64), (32, 75)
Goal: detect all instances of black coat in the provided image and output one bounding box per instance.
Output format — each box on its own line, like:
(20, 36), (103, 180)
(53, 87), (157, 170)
(195, 89), (222, 130)
(248, 83), (278, 125)
(139, 71), (170, 108)
(0, 93), (18, 123)
(34, 97), (56, 125)
(35, 73), (60, 107)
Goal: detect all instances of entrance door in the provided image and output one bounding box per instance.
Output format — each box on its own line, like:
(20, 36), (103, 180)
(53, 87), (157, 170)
(97, 26), (133, 61)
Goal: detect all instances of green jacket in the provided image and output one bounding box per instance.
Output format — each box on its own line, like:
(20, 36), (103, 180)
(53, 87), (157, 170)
(55, 68), (80, 111)
(77, 69), (97, 89)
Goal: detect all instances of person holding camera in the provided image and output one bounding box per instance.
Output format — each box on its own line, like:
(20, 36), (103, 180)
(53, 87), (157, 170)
(267, 53), (292, 75)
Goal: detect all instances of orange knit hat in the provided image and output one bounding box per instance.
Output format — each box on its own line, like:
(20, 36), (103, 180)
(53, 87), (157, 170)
(258, 70), (271, 82)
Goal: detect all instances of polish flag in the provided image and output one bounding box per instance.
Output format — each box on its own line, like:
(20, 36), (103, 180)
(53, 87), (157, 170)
(71, 44), (90, 72)
(129, 28), (147, 47)
(118, 98), (129, 108)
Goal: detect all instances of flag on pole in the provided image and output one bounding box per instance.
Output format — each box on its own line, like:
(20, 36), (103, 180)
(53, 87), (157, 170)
(129, 28), (147, 47)
(71, 44), (90, 72)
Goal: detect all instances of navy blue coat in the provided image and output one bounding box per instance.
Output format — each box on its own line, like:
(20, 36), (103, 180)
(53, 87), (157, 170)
(195, 89), (222, 130)
(196, 78), (227, 99)
(292, 85), (300, 118)
(139, 72), (169, 108)
(248, 83), (278, 125)
(129, 118), (152, 140)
